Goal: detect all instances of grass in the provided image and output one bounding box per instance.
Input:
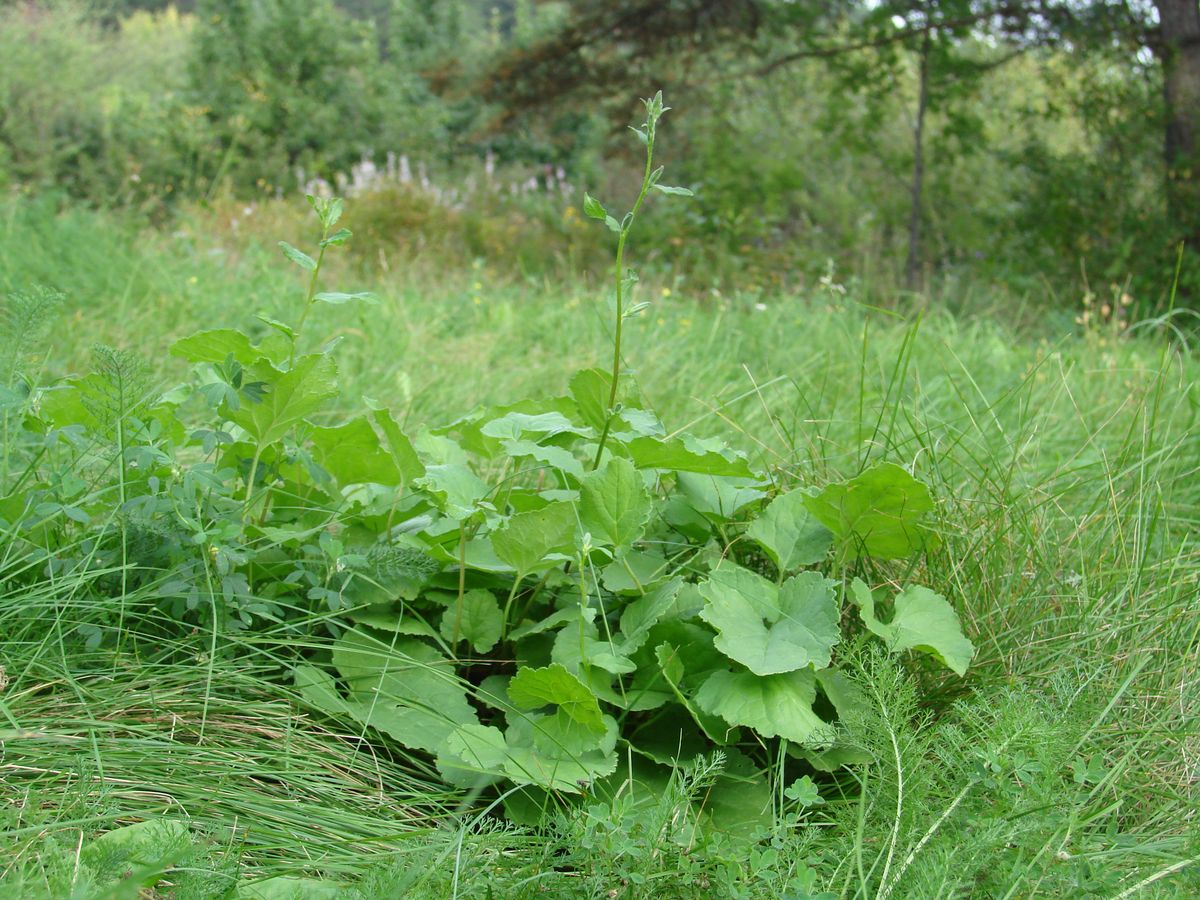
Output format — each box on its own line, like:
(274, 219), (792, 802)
(1, 196), (1198, 896)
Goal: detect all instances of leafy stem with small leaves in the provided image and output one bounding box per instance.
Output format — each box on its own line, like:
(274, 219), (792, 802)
(584, 92), (693, 469)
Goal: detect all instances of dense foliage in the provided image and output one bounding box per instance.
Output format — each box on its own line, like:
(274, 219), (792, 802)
(1, 103), (973, 825)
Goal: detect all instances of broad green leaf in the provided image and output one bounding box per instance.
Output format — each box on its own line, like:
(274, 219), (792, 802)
(436, 724), (508, 787)
(628, 705), (709, 766)
(569, 367), (613, 431)
(347, 607), (437, 638)
(747, 490), (833, 571)
(509, 663), (604, 733)
(237, 876), (342, 899)
(532, 708), (612, 757)
(331, 629), (477, 754)
(794, 742), (875, 772)
(578, 456), (652, 550)
(480, 411), (589, 441)
(170, 329), (260, 365)
(440, 588), (503, 653)
(698, 562), (839, 675)
(815, 667), (867, 720)
(226, 353), (337, 446)
(850, 580), (975, 676)
(701, 750), (776, 843)
(695, 668), (835, 744)
(805, 462), (934, 560)
(314, 290), (377, 306)
(256, 315), (295, 342)
(552, 623), (637, 675)
(445, 396), (582, 458)
(625, 620), (724, 712)
(509, 605), (589, 642)
(81, 818), (193, 895)
(503, 713), (618, 792)
(278, 240), (316, 271)
(413, 429), (468, 465)
(372, 408), (425, 483)
(417, 463), (489, 519)
(490, 501), (578, 575)
(676, 472), (767, 521)
(656, 643), (735, 744)
(503, 438), (585, 478)
(294, 664), (355, 717)
(600, 548), (670, 594)
(83, 818), (190, 871)
(618, 578), (683, 652)
(625, 435), (754, 476)
(612, 407), (664, 438)
(309, 416), (400, 487)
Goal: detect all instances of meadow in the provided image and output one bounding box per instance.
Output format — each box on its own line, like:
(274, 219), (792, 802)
(1, 5), (1199, 887)
(1, 162), (1198, 898)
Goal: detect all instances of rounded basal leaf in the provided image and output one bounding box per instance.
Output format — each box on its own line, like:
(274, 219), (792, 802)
(440, 589), (503, 653)
(850, 579), (975, 676)
(502, 713), (618, 792)
(372, 408), (425, 483)
(746, 489), (833, 571)
(655, 643), (736, 744)
(804, 462), (934, 560)
(490, 501), (578, 575)
(416, 463), (489, 520)
(509, 663), (605, 733)
(569, 367), (614, 431)
(436, 724), (508, 788)
(308, 416), (400, 488)
(551, 622), (636, 675)
(698, 562), (839, 675)
(330, 629), (478, 754)
(600, 549), (671, 595)
(695, 668), (836, 745)
(531, 709), (614, 758)
(628, 705), (710, 767)
(676, 472), (767, 521)
(169, 328), (260, 366)
(578, 456), (652, 550)
(624, 435), (754, 476)
(617, 578), (683, 653)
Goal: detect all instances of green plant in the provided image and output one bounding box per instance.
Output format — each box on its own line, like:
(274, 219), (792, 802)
(0, 97), (974, 834)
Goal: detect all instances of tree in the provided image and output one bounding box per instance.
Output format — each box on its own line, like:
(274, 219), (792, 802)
(479, 0), (1200, 294)
(1154, 0), (1200, 254)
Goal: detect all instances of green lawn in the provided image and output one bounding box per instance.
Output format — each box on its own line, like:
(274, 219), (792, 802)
(2, 198), (1198, 897)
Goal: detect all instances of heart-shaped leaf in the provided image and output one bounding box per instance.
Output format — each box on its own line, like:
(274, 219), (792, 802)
(849, 580), (975, 676)
(578, 456), (652, 550)
(509, 663), (605, 733)
(698, 562), (839, 675)
(805, 462), (934, 560)
(695, 668), (835, 744)
(747, 489), (833, 571)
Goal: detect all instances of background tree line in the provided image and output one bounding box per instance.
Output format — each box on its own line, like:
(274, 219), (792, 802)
(2, 0), (1196, 308)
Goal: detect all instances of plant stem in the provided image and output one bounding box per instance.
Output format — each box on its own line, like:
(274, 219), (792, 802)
(606, 140), (655, 411)
(592, 126), (656, 469)
(290, 229), (329, 367)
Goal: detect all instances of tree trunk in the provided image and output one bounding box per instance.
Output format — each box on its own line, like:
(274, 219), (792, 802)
(905, 31), (931, 292)
(1154, 0), (1200, 254)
